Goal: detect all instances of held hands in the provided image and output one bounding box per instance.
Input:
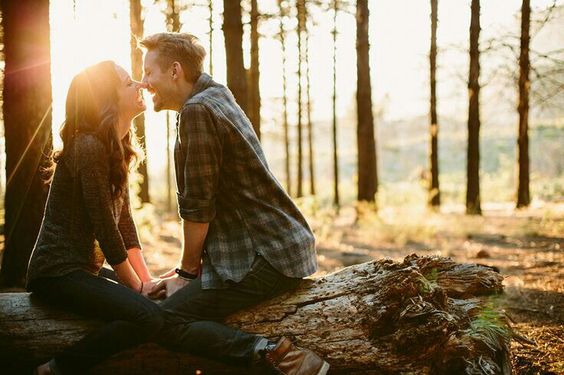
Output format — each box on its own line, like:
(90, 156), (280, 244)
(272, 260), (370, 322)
(140, 279), (163, 299)
(148, 274), (190, 299)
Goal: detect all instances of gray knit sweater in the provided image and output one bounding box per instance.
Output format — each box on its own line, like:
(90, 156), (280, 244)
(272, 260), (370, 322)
(26, 134), (141, 288)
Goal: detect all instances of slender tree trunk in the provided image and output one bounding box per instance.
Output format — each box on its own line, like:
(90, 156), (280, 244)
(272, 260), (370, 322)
(165, 0), (182, 33)
(296, 0), (305, 197)
(209, 0), (214, 75)
(356, 0), (377, 203)
(166, 112), (172, 212)
(248, 0), (261, 139)
(130, 0), (150, 204)
(466, 0), (481, 215)
(162, 0), (181, 214)
(0, 0), (53, 287)
(332, 0), (340, 210)
(517, 0), (531, 208)
(429, 0), (440, 207)
(305, 5), (315, 196)
(278, 0), (291, 196)
(223, 0), (248, 115)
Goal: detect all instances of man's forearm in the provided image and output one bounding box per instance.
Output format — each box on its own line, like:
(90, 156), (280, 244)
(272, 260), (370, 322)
(180, 220), (209, 274)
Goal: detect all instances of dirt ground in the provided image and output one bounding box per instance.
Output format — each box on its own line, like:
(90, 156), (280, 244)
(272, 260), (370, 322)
(137, 202), (563, 374)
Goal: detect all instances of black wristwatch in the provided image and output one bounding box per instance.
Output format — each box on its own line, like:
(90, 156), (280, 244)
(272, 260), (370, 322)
(175, 268), (198, 280)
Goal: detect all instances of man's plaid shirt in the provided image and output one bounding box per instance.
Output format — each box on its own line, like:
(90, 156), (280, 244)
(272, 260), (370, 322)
(174, 73), (317, 289)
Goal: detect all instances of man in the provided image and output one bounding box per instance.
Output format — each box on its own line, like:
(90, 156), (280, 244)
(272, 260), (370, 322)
(141, 32), (330, 375)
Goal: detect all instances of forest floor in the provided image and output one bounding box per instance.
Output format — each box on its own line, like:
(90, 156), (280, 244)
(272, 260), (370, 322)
(136, 201), (564, 375)
(0, 201), (562, 374)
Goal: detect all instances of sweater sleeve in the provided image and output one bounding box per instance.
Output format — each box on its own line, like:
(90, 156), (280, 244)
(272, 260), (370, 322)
(77, 137), (128, 266)
(118, 188), (142, 250)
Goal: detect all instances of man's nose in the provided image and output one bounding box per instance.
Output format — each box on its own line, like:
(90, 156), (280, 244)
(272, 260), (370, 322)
(135, 81), (148, 90)
(140, 76), (149, 88)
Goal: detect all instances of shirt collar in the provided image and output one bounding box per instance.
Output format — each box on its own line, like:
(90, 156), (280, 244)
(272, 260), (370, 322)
(183, 73), (213, 107)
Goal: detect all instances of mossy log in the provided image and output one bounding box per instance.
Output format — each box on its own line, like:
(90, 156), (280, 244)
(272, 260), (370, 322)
(0, 255), (511, 374)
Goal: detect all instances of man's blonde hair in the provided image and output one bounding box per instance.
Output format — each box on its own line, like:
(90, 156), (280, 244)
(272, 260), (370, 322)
(140, 33), (206, 83)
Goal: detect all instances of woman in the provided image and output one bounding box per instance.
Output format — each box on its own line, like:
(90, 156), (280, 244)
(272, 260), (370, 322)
(27, 61), (162, 374)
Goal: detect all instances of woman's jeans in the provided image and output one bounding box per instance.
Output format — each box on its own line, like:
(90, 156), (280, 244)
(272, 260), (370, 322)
(159, 254), (302, 367)
(30, 269), (163, 374)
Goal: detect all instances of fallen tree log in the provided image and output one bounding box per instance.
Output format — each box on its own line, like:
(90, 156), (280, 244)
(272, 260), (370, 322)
(0, 255), (512, 374)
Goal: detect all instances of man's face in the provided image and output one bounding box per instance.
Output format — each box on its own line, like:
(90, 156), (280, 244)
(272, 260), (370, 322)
(142, 50), (175, 112)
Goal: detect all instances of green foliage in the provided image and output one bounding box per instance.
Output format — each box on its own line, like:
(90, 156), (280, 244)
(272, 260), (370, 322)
(465, 299), (510, 352)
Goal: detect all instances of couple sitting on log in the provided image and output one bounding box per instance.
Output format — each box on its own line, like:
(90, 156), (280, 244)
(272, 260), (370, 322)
(27, 32), (330, 375)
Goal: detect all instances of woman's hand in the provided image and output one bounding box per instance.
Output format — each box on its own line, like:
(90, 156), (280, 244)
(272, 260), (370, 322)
(140, 279), (165, 299)
(149, 275), (190, 299)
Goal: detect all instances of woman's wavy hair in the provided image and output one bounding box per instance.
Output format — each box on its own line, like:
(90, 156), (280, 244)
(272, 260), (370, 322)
(51, 60), (142, 199)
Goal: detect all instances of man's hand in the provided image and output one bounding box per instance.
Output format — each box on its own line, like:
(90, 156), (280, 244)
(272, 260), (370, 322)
(159, 267), (177, 279)
(149, 275), (190, 299)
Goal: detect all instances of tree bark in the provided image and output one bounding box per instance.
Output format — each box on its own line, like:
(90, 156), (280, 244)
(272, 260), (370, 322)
(296, 0), (306, 197)
(166, 111), (173, 212)
(248, 0), (261, 139)
(517, 0), (531, 208)
(130, 0), (150, 204)
(164, 0), (182, 33)
(332, 0), (340, 210)
(223, 0), (248, 115)
(278, 0), (292, 196)
(429, 0), (440, 208)
(356, 0), (378, 203)
(466, 0), (482, 215)
(0, 0), (53, 287)
(0, 255), (511, 374)
(208, 0), (214, 75)
(305, 3), (316, 196)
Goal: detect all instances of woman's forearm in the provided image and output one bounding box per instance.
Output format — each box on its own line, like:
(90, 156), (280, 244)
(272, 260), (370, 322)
(127, 247), (152, 282)
(113, 258), (143, 291)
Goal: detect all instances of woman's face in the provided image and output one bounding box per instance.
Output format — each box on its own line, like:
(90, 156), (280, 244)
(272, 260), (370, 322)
(114, 65), (145, 132)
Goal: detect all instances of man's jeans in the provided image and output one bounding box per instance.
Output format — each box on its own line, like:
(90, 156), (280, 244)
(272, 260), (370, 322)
(31, 269), (164, 374)
(159, 255), (302, 366)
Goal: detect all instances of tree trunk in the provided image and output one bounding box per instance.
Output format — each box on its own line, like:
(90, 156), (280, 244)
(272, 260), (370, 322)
(332, 0), (340, 210)
(130, 0), (150, 204)
(166, 111), (173, 212)
(278, 0), (292, 196)
(517, 0), (531, 208)
(0, 0), (53, 287)
(466, 0), (481, 215)
(296, 0), (305, 197)
(164, 0), (182, 33)
(0, 255), (512, 374)
(305, 3), (316, 196)
(356, 0), (377, 203)
(248, 0), (261, 139)
(208, 0), (214, 76)
(223, 0), (248, 115)
(429, 0), (440, 208)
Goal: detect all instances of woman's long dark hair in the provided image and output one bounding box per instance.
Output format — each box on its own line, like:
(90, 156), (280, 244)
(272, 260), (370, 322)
(52, 61), (142, 199)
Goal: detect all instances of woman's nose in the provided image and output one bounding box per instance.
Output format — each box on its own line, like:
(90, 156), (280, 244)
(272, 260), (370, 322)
(134, 80), (148, 90)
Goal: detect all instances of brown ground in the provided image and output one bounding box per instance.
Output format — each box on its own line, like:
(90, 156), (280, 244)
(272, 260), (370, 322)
(2, 202), (562, 374)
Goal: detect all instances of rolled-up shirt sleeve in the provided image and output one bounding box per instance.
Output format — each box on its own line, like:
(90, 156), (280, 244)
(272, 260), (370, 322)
(78, 139), (128, 266)
(177, 103), (223, 223)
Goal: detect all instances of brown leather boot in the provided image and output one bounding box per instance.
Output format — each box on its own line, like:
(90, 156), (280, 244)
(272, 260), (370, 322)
(263, 337), (330, 375)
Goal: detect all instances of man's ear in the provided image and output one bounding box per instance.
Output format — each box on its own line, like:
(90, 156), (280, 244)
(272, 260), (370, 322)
(172, 62), (182, 80)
